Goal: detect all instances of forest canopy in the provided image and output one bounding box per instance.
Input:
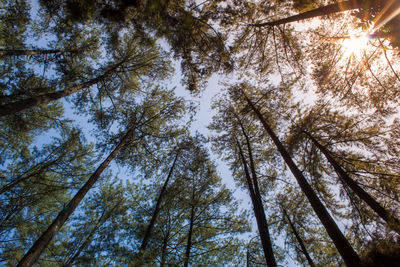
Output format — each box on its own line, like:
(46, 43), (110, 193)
(0, 0), (400, 266)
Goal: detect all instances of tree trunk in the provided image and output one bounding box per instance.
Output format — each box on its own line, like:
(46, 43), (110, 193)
(244, 96), (363, 267)
(282, 208), (315, 267)
(305, 131), (400, 234)
(160, 231), (169, 267)
(236, 138), (277, 267)
(239, 122), (277, 267)
(63, 216), (104, 267)
(17, 127), (134, 267)
(250, 0), (364, 27)
(139, 150), (180, 251)
(184, 205), (195, 267)
(0, 49), (68, 57)
(0, 62), (122, 117)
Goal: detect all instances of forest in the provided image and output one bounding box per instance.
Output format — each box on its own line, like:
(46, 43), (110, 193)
(0, 0), (400, 266)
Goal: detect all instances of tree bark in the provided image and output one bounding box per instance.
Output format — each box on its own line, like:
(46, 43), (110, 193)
(17, 127), (134, 267)
(139, 150), (180, 251)
(236, 138), (277, 267)
(282, 208), (315, 267)
(0, 62), (122, 117)
(0, 49), (68, 57)
(244, 96), (363, 267)
(250, 0), (364, 27)
(184, 204), (195, 267)
(304, 131), (400, 234)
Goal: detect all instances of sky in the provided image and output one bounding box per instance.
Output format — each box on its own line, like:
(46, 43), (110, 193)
(22, 1), (306, 265)
(14, 0), (400, 265)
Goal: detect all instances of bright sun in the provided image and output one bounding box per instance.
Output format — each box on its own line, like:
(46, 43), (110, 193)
(341, 33), (370, 58)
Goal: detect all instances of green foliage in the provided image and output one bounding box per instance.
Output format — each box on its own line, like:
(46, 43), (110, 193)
(1, 0), (400, 266)
(0, 127), (95, 265)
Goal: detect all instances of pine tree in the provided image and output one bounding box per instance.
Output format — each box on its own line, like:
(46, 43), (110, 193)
(16, 85), (188, 266)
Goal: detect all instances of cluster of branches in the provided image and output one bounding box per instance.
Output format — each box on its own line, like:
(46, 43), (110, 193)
(1, 0), (400, 266)
(0, 0), (249, 266)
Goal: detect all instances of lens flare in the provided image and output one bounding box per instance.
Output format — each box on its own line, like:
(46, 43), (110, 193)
(341, 33), (369, 57)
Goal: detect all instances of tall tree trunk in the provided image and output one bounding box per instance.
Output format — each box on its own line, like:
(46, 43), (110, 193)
(250, 0), (364, 27)
(244, 96), (363, 267)
(160, 230), (170, 267)
(282, 207), (315, 267)
(0, 62), (122, 117)
(304, 131), (400, 234)
(184, 205), (195, 267)
(239, 121), (277, 267)
(17, 127), (134, 267)
(236, 138), (277, 267)
(0, 49), (68, 57)
(139, 150), (180, 251)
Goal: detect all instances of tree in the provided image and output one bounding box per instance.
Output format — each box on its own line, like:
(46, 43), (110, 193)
(285, 102), (400, 238)
(178, 142), (248, 267)
(269, 188), (342, 266)
(131, 135), (248, 266)
(304, 131), (400, 234)
(16, 85), (188, 266)
(250, 0), (400, 50)
(38, 0), (232, 92)
(235, 126), (277, 266)
(0, 127), (95, 265)
(250, 0), (365, 27)
(278, 197), (316, 267)
(138, 146), (180, 253)
(210, 97), (280, 266)
(222, 82), (363, 266)
(0, 34), (171, 117)
(3, 0), (400, 265)
(61, 180), (128, 266)
(234, 0), (400, 114)
(16, 124), (134, 266)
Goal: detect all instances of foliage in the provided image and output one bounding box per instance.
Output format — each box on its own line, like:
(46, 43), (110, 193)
(1, 0), (400, 266)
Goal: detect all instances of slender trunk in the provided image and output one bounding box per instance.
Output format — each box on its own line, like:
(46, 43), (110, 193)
(63, 218), (103, 267)
(282, 208), (315, 267)
(0, 62), (122, 117)
(236, 138), (277, 267)
(184, 205), (195, 267)
(250, 0), (364, 27)
(0, 49), (67, 57)
(236, 138), (256, 200)
(63, 201), (122, 267)
(17, 127), (134, 267)
(240, 124), (277, 267)
(160, 231), (169, 267)
(245, 96), (363, 267)
(140, 150), (180, 251)
(305, 131), (400, 234)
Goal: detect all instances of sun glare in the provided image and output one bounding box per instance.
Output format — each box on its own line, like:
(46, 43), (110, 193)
(341, 33), (370, 58)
